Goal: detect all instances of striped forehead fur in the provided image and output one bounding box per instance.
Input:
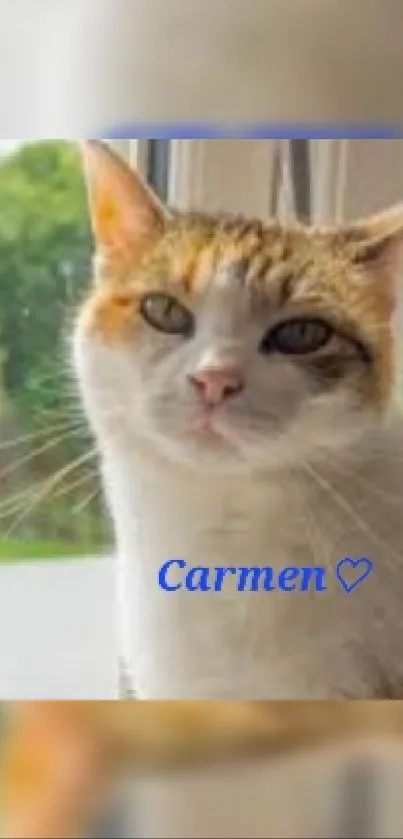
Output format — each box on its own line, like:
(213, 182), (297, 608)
(135, 211), (300, 301)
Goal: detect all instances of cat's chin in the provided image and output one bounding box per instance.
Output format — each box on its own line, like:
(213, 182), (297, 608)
(139, 425), (249, 476)
(140, 426), (280, 478)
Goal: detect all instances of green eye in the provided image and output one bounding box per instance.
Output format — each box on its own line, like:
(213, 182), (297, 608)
(140, 293), (195, 337)
(260, 317), (333, 356)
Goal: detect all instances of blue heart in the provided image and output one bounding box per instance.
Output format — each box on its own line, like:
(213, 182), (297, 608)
(335, 557), (374, 594)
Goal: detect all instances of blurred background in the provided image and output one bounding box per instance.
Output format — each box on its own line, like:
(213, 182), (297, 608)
(3, 0), (403, 133)
(5, 702), (403, 837)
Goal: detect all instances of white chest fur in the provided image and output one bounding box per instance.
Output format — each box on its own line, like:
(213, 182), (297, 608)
(103, 452), (377, 700)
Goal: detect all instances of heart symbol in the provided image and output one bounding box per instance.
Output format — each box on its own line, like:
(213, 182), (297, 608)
(335, 557), (374, 594)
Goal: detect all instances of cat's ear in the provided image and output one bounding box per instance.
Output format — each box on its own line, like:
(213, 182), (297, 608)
(80, 140), (168, 273)
(344, 205), (403, 271)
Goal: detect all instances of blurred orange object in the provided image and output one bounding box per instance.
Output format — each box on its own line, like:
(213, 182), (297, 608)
(1, 703), (110, 839)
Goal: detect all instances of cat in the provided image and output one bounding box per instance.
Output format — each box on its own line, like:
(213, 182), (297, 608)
(74, 139), (403, 701)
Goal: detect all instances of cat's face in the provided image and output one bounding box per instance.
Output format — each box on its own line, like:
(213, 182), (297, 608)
(75, 141), (403, 475)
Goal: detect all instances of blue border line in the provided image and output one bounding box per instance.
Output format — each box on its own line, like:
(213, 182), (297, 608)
(101, 124), (403, 140)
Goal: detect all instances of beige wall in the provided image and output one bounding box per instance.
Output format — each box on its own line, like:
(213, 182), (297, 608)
(24, 1), (403, 134)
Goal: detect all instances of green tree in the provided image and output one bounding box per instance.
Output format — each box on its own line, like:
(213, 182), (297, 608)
(0, 141), (107, 550)
(0, 141), (92, 422)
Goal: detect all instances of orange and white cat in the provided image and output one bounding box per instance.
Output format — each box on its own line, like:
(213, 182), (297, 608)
(74, 140), (403, 701)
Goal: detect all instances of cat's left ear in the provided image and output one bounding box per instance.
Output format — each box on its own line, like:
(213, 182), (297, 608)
(344, 204), (403, 272)
(80, 140), (169, 274)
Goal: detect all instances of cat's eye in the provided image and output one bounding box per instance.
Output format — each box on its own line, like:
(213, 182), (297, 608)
(260, 317), (333, 356)
(140, 293), (195, 337)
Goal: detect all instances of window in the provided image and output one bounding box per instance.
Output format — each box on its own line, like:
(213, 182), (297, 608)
(0, 141), (106, 563)
(147, 139), (171, 202)
(290, 140), (311, 221)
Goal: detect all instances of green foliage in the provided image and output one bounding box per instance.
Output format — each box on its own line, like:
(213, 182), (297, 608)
(0, 141), (92, 421)
(0, 538), (107, 563)
(0, 141), (109, 552)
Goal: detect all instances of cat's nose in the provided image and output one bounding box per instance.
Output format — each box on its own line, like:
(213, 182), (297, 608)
(189, 366), (245, 406)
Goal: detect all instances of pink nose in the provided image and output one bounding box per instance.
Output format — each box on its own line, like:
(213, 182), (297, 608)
(189, 366), (245, 406)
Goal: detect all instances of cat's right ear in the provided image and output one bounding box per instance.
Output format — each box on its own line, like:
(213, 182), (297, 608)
(80, 141), (168, 276)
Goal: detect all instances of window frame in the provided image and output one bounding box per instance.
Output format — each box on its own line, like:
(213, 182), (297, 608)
(147, 140), (171, 202)
(106, 138), (305, 221)
(290, 140), (311, 221)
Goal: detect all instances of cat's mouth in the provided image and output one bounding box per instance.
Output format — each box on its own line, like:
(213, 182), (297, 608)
(189, 415), (224, 441)
(186, 408), (234, 445)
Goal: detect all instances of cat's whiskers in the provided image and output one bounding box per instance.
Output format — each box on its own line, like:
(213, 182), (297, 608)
(50, 468), (99, 503)
(0, 425), (86, 483)
(0, 396), (99, 529)
(0, 468), (97, 523)
(0, 479), (70, 522)
(0, 449), (97, 517)
(30, 404), (86, 425)
(314, 456), (403, 507)
(292, 475), (334, 573)
(301, 460), (403, 568)
(0, 421), (78, 451)
(73, 485), (102, 515)
(0, 484), (46, 517)
(3, 448), (97, 538)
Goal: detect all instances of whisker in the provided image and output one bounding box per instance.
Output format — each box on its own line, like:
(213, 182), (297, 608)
(0, 470), (96, 521)
(0, 421), (78, 451)
(3, 449), (97, 538)
(0, 472), (73, 519)
(29, 408), (85, 426)
(294, 477), (332, 572)
(0, 486), (42, 518)
(73, 486), (102, 515)
(302, 461), (403, 566)
(316, 457), (403, 507)
(0, 426), (85, 483)
(51, 469), (99, 502)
